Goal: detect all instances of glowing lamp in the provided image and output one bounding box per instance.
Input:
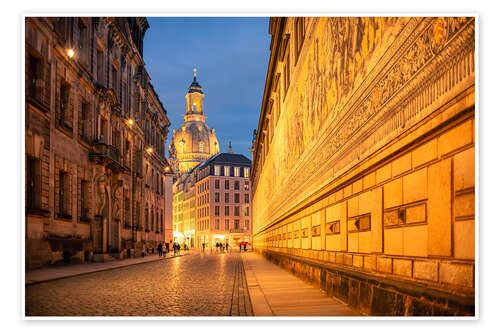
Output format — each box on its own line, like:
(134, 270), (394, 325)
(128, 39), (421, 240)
(67, 48), (75, 58)
(147, 147), (153, 154)
(127, 119), (134, 126)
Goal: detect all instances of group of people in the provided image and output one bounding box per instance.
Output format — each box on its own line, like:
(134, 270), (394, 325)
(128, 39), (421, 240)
(157, 242), (171, 257)
(140, 241), (186, 258)
(215, 242), (229, 253)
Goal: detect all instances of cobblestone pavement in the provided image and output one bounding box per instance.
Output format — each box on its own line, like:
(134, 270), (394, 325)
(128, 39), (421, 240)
(25, 252), (251, 317)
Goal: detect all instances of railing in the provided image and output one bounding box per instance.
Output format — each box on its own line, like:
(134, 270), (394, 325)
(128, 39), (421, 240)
(89, 142), (124, 171)
(230, 228), (246, 233)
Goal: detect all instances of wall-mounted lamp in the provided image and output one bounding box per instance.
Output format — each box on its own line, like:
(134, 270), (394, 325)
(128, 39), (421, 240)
(127, 119), (134, 126)
(67, 48), (75, 58)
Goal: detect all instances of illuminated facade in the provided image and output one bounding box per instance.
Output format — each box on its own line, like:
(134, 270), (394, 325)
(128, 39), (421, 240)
(251, 17), (475, 315)
(25, 17), (173, 268)
(194, 152), (252, 249)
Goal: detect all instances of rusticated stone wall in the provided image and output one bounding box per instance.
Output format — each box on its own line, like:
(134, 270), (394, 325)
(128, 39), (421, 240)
(251, 17), (475, 316)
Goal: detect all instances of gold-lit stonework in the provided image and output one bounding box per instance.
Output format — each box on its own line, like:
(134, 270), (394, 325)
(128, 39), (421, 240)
(252, 17), (475, 316)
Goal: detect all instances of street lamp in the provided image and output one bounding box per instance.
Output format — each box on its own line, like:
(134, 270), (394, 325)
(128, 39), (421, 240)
(67, 48), (75, 58)
(147, 147), (153, 154)
(127, 119), (134, 126)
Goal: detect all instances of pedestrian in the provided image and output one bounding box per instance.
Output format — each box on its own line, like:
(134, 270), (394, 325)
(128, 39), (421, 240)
(202, 242), (205, 252)
(157, 242), (163, 257)
(166, 241), (170, 254)
(216, 242), (219, 252)
(244, 243), (247, 252)
(141, 243), (146, 258)
(226, 243), (229, 252)
(162, 242), (167, 257)
(239, 243), (242, 252)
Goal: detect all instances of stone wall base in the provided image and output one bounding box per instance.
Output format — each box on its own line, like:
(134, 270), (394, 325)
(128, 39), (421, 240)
(256, 249), (475, 316)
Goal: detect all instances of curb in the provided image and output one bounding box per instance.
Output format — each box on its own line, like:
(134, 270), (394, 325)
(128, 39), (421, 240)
(26, 253), (192, 286)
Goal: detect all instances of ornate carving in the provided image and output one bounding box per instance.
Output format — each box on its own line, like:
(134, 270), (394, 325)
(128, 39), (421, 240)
(112, 180), (123, 220)
(255, 17), (475, 230)
(94, 172), (107, 216)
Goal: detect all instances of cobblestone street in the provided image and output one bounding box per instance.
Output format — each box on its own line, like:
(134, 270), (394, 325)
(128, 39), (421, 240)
(26, 252), (251, 317)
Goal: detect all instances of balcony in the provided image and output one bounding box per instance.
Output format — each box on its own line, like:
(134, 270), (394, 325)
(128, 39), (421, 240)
(89, 142), (125, 172)
(230, 228), (246, 234)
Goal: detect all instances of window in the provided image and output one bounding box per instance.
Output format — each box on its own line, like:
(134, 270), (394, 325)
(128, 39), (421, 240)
(80, 101), (90, 141)
(199, 142), (204, 152)
(234, 220), (240, 230)
(80, 180), (89, 220)
(26, 157), (41, 210)
(214, 165), (220, 176)
(156, 211), (159, 232)
(224, 166), (230, 177)
(77, 19), (89, 67)
(284, 51), (290, 93)
(27, 53), (43, 102)
(244, 206), (249, 216)
(294, 17), (306, 63)
(244, 168), (250, 178)
(244, 181), (249, 191)
(234, 167), (240, 177)
(225, 180), (230, 190)
(215, 179), (220, 189)
(112, 66), (118, 92)
(234, 193), (240, 203)
(215, 206), (220, 216)
(225, 219), (229, 230)
(245, 193), (249, 203)
(215, 192), (220, 202)
(245, 220), (250, 230)
(224, 206), (230, 216)
(59, 82), (71, 127)
(136, 202), (141, 229)
(145, 205), (149, 231)
(97, 49), (104, 84)
(225, 192), (229, 203)
(234, 181), (240, 190)
(215, 219), (220, 230)
(234, 206), (240, 217)
(58, 171), (71, 217)
(151, 207), (155, 232)
(160, 211), (164, 232)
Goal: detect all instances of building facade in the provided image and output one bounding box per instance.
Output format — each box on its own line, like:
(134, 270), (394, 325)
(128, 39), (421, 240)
(194, 153), (252, 249)
(25, 17), (173, 268)
(251, 17), (475, 315)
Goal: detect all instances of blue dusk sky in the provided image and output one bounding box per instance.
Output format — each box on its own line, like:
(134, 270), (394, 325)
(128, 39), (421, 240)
(143, 17), (271, 160)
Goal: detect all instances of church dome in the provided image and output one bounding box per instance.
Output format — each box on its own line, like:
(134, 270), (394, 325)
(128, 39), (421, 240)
(173, 122), (218, 157)
(171, 69), (219, 174)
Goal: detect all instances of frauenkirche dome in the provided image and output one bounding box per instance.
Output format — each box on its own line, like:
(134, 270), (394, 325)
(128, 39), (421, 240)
(171, 69), (219, 174)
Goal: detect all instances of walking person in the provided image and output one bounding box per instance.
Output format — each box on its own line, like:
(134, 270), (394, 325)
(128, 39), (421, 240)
(157, 242), (163, 257)
(239, 243), (242, 252)
(142, 243), (146, 258)
(244, 243), (247, 252)
(202, 242), (205, 252)
(166, 241), (170, 254)
(162, 242), (167, 257)
(226, 243), (229, 252)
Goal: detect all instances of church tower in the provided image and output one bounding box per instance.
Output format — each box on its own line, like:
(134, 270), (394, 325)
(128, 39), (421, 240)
(170, 69), (220, 174)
